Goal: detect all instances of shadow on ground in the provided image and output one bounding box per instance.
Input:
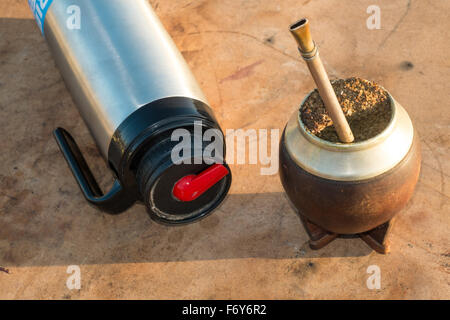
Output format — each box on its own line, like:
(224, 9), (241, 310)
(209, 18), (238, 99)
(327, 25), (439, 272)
(1, 191), (373, 268)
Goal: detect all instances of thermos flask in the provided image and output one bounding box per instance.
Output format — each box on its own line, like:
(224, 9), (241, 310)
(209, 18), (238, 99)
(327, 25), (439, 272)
(28, 0), (232, 224)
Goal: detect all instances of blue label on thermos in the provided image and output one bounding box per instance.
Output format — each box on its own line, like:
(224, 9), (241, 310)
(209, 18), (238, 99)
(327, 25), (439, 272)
(28, 0), (54, 35)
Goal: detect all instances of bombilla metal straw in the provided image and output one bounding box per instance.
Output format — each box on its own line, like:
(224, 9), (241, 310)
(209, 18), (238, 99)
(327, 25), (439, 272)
(290, 18), (354, 143)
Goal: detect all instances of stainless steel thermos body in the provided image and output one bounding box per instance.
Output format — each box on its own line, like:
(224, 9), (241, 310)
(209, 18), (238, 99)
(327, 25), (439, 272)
(44, 0), (207, 157)
(29, 0), (231, 223)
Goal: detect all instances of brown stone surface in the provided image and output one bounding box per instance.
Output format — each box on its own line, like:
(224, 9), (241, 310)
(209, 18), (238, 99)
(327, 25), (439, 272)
(0, 0), (449, 299)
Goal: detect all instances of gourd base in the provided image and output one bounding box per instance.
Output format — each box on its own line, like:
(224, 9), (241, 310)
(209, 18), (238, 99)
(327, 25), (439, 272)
(299, 215), (395, 254)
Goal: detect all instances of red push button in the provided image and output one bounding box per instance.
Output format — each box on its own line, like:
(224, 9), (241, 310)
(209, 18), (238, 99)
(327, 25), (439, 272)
(173, 164), (229, 202)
